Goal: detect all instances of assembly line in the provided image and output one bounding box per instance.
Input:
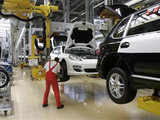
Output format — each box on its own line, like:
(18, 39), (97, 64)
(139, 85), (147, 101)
(0, 0), (159, 119)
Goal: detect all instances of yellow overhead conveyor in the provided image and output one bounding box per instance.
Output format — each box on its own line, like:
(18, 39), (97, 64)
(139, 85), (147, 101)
(0, 0), (59, 80)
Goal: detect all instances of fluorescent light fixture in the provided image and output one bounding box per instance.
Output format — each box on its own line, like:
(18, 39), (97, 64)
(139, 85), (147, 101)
(16, 26), (26, 49)
(125, 0), (144, 6)
(71, 17), (78, 22)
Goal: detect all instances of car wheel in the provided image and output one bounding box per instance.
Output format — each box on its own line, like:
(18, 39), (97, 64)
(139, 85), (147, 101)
(0, 69), (10, 88)
(59, 61), (70, 82)
(106, 67), (137, 104)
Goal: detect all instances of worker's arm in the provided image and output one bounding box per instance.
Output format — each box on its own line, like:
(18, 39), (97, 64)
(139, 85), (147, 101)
(44, 62), (48, 72)
(55, 62), (60, 78)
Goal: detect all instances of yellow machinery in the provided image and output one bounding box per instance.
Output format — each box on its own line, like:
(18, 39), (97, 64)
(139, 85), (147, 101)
(31, 65), (46, 80)
(1, 0), (58, 52)
(28, 35), (46, 80)
(0, 0), (58, 80)
(137, 96), (160, 115)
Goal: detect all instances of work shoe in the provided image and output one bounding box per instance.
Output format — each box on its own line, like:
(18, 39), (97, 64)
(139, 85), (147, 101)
(57, 104), (64, 109)
(42, 104), (48, 107)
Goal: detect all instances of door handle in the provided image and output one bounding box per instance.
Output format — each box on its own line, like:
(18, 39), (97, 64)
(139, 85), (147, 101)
(120, 42), (130, 48)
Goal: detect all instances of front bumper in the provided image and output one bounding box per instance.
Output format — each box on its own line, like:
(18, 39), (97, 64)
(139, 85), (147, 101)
(67, 59), (98, 75)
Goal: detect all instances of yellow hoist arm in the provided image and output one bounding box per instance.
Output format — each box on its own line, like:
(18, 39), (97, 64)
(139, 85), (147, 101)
(0, 0), (59, 55)
(2, 0), (58, 18)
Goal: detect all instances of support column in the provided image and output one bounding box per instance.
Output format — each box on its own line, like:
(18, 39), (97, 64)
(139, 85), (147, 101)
(85, 0), (89, 22)
(11, 21), (18, 65)
(10, 23), (15, 64)
(25, 23), (29, 57)
(46, 18), (51, 56)
(104, 0), (113, 5)
(29, 23), (32, 56)
(85, 0), (94, 23)
(89, 0), (94, 23)
(63, 0), (70, 23)
(23, 38), (25, 62)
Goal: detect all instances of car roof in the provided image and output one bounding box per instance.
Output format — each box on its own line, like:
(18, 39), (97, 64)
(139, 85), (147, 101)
(125, 2), (160, 18)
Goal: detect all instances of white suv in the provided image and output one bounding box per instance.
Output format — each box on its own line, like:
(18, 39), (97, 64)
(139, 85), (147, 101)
(50, 22), (98, 81)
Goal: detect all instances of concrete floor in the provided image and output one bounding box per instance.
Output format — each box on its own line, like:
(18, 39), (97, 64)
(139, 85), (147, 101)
(1, 67), (160, 120)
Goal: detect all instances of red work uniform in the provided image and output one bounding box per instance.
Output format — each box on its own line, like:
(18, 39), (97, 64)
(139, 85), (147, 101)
(43, 60), (62, 107)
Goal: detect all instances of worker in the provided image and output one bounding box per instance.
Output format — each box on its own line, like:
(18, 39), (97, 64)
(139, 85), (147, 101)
(43, 57), (64, 109)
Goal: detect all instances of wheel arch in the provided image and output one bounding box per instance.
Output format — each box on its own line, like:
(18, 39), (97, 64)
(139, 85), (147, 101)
(60, 58), (68, 74)
(101, 53), (132, 79)
(116, 57), (131, 75)
(60, 59), (66, 64)
(101, 53), (119, 79)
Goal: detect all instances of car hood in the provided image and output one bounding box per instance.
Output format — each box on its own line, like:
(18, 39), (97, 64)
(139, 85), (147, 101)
(65, 22), (97, 50)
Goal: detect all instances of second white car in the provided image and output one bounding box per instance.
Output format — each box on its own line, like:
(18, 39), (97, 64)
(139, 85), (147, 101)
(50, 22), (98, 81)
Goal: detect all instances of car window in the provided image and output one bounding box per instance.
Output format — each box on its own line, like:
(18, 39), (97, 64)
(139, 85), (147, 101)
(51, 35), (67, 46)
(53, 47), (61, 54)
(127, 5), (160, 36)
(112, 17), (130, 38)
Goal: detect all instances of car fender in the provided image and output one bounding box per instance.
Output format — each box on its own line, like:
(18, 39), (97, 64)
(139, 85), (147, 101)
(100, 52), (119, 78)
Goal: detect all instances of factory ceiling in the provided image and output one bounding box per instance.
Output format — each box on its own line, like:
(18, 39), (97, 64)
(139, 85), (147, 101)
(34, 0), (160, 23)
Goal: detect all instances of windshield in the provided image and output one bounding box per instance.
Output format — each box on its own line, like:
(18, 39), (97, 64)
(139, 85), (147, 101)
(71, 27), (93, 43)
(66, 47), (97, 59)
(127, 5), (160, 36)
(52, 35), (67, 46)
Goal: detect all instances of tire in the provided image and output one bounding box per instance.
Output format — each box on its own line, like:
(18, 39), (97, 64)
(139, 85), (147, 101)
(106, 67), (137, 104)
(59, 61), (70, 82)
(0, 69), (10, 88)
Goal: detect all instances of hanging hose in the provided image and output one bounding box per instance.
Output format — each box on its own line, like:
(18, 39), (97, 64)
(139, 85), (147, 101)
(34, 20), (46, 51)
(0, 11), (47, 51)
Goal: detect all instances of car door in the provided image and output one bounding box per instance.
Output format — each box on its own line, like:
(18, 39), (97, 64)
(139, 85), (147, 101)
(97, 16), (131, 73)
(118, 8), (160, 78)
(102, 16), (131, 53)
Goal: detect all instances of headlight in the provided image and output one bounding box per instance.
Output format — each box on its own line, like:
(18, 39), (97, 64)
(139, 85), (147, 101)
(69, 55), (83, 61)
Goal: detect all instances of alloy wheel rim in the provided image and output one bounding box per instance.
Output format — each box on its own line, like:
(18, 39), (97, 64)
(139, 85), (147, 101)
(109, 73), (125, 99)
(0, 72), (7, 86)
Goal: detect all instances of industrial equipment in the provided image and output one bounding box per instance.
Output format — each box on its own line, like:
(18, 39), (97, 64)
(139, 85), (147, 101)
(0, 0), (58, 55)
(0, 0), (59, 80)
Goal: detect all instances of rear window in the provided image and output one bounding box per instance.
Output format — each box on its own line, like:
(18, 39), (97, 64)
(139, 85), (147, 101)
(127, 5), (160, 36)
(112, 17), (130, 38)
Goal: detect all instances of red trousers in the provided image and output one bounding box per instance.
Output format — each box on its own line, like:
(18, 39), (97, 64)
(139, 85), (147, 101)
(43, 72), (62, 107)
